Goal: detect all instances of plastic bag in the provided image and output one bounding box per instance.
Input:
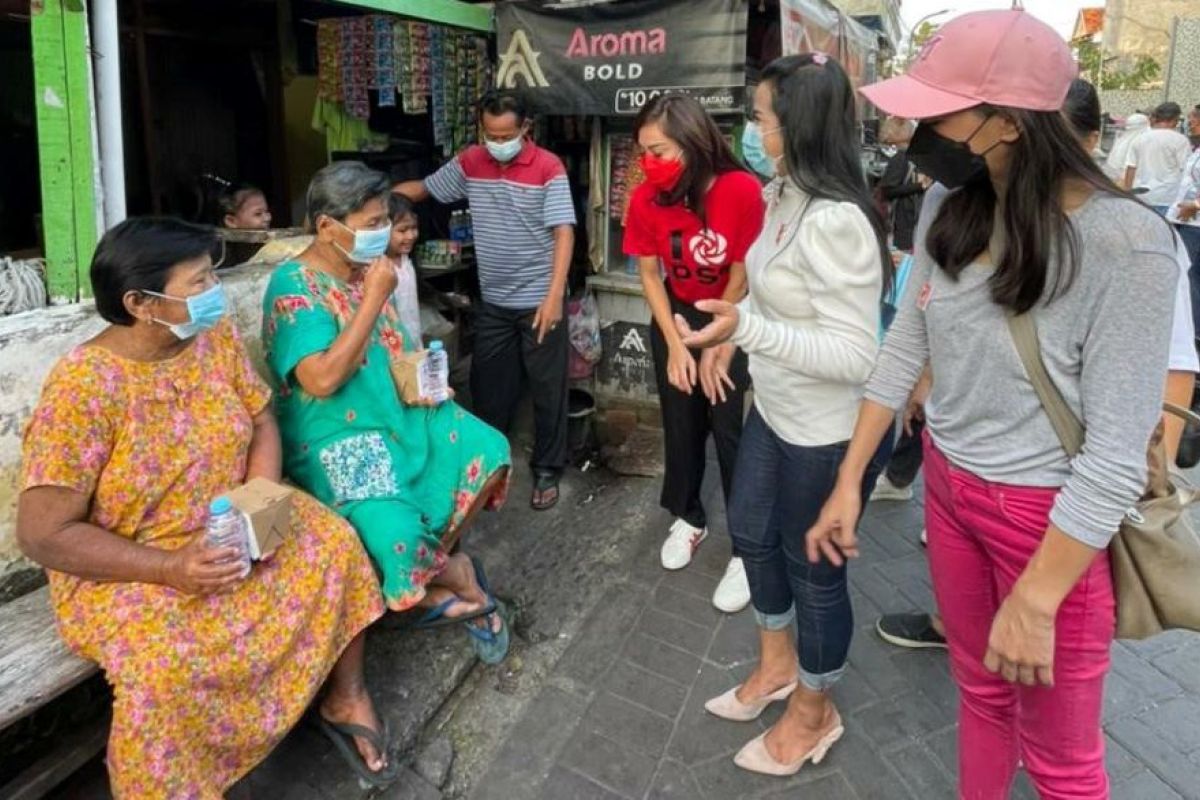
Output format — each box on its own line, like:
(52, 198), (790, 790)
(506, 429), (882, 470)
(392, 257), (423, 349)
(568, 292), (602, 379)
(569, 293), (602, 362)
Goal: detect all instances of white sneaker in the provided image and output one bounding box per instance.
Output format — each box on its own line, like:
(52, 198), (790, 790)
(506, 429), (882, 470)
(661, 519), (707, 570)
(869, 474), (913, 502)
(713, 557), (751, 613)
(920, 528), (927, 547)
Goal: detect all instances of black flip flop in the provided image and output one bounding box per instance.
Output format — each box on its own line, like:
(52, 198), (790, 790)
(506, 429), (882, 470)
(531, 471), (560, 511)
(315, 714), (400, 788)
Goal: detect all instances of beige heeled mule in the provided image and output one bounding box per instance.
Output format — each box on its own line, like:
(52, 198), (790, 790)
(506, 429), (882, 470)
(703, 681), (798, 722)
(733, 713), (845, 776)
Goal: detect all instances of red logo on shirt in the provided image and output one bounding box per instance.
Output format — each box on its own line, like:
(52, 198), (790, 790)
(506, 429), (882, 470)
(688, 229), (728, 267)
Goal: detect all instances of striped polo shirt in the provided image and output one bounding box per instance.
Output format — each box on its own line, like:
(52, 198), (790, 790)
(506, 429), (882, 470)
(425, 141), (576, 309)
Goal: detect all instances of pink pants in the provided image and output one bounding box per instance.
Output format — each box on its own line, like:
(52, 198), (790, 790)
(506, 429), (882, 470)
(923, 437), (1115, 800)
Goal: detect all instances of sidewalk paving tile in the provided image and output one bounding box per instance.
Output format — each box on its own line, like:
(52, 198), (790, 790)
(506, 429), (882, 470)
(602, 660), (691, 720)
(558, 728), (659, 799)
(499, 478), (1200, 800)
(635, 607), (715, 657)
(538, 766), (629, 800)
(646, 760), (704, 800)
(580, 691), (675, 759)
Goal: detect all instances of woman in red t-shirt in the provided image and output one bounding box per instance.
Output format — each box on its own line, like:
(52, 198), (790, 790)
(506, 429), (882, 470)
(623, 94), (766, 612)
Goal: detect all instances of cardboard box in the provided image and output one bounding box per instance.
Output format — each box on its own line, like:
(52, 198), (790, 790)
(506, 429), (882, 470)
(227, 478), (294, 560)
(389, 349), (431, 404)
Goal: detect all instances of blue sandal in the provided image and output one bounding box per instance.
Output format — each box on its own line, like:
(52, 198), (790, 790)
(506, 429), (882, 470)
(466, 556), (511, 665)
(414, 593), (497, 630)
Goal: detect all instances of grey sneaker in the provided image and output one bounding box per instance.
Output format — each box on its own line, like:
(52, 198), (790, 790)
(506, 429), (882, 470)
(876, 613), (947, 650)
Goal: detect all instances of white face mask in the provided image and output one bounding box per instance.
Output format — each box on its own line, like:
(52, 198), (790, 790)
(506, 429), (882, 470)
(484, 136), (524, 163)
(332, 218), (391, 263)
(142, 282), (227, 340)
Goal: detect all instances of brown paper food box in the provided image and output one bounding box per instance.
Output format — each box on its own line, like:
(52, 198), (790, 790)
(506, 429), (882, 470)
(227, 478), (294, 560)
(389, 349), (430, 404)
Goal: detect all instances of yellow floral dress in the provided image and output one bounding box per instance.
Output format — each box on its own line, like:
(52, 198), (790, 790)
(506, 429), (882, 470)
(20, 320), (384, 799)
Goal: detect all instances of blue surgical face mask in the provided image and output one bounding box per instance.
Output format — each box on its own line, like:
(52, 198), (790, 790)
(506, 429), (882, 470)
(332, 218), (391, 263)
(144, 281), (227, 340)
(485, 136), (524, 163)
(742, 121), (781, 179)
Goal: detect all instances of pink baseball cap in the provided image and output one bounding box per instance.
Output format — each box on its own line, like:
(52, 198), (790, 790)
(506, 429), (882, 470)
(860, 9), (1077, 119)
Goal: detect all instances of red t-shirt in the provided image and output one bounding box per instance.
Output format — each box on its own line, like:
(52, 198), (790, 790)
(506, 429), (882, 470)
(622, 170), (766, 305)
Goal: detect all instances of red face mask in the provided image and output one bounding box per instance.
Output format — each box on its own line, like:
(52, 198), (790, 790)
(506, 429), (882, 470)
(640, 153), (685, 191)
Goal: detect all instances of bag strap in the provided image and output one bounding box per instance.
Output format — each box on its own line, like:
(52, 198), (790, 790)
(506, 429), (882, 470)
(1007, 315), (1200, 458)
(1006, 312), (1085, 457)
(1163, 401), (1200, 429)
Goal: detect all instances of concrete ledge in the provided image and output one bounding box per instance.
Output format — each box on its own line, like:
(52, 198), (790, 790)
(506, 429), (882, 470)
(586, 272), (645, 298)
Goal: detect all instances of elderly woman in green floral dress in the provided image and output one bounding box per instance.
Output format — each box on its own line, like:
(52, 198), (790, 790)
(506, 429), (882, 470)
(262, 161), (511, 661)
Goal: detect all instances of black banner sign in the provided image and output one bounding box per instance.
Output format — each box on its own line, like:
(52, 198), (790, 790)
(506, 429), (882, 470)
(495, 0), (748, 116)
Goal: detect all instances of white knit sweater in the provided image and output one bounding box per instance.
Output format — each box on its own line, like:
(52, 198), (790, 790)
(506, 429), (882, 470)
(732, 181), (882, 447)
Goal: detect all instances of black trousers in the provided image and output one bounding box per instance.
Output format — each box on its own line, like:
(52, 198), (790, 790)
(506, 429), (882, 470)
(885, 418), (925, 488)
(470, 298), (569, 473)
(649, 284), (750, 534)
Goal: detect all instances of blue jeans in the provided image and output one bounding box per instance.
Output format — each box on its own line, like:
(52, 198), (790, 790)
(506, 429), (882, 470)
(1177, 224), (1200, 335)
(728, 406), (891, 691)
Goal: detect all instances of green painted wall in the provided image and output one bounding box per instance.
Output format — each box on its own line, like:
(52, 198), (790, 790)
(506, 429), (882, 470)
(31, 0), (98, 301)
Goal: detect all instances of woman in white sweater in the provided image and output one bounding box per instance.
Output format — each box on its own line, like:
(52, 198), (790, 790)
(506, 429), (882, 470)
(678, 53), (893, 776)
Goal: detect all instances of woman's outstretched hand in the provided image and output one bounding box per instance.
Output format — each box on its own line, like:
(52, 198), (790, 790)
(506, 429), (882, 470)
(675, 299), (739, 349)
(805, 481), (864, 566)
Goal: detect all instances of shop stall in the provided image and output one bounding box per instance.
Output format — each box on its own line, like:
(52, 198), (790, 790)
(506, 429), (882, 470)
(495, 0), (750, 411)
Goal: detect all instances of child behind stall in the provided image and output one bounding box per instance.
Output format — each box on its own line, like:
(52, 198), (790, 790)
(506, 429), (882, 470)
(220, 184), (272, 230)
(388, 193), (423, 349)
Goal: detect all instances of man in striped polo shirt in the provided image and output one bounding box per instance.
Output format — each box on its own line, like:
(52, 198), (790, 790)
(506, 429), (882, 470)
(396, 90), (576, 510)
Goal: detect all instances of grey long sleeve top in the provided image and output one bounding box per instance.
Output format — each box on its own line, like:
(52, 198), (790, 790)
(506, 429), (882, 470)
(864, 189), (1178, 548)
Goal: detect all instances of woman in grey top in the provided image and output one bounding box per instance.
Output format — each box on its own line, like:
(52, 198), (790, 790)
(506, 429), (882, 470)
(807, 10), (1178, 799)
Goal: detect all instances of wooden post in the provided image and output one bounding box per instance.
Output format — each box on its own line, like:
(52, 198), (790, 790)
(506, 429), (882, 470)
(31, 0), (100, 302)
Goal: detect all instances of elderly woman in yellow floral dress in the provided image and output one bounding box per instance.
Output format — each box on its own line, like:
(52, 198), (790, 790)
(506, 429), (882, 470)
(16, 217), (393, 797)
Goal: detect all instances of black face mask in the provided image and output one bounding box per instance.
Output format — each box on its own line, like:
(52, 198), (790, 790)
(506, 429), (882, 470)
(907, 118), (995, 189)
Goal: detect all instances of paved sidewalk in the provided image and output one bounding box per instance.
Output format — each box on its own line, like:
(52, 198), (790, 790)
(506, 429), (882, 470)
(470, 478), (1200, 800)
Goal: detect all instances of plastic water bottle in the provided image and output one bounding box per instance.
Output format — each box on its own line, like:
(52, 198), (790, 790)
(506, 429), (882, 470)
(423, 340), (450, 403)
(204, 496), (251, 578)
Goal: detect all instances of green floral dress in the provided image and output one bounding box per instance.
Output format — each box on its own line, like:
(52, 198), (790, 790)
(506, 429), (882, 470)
(262, 260), (511, 608)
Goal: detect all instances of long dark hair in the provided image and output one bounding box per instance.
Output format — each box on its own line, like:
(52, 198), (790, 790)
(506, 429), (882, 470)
(926, 106), (1153, 313)
(761, 54), (892, 292)
(632, 94), (743, 220)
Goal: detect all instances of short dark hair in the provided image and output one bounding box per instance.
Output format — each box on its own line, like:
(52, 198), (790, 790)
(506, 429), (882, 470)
(305, 161), (391, 224)
(388, 192), (417, 222)
(479, 89), (528, 123)
(1153, 101), (1182, 122)
(90, 217), (219, 326)
(217, 183), (263, 220)
(1063, 79), (1101, 137)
